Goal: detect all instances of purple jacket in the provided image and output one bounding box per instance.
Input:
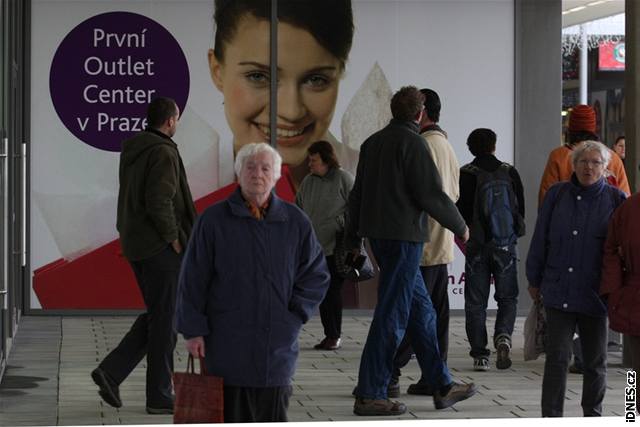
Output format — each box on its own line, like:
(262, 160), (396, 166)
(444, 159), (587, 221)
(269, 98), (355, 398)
(526, 175), (625, 316)
(175, 187), (329, 387)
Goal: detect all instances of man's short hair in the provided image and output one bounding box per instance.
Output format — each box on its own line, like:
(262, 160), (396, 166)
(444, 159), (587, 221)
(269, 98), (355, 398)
(234, 142), (283, 181)
(420, 88), (441, 123)
(467, 128), (497, 157)
(390, 86), (425, 121)
(146, 97), (178, 128)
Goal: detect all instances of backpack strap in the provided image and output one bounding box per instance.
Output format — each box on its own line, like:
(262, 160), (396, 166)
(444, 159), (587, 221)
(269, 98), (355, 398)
(461, 163), (481, 175)
(498, 162), (512, 172)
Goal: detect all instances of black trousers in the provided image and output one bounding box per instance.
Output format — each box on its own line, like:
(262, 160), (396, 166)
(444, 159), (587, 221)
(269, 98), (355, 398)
(223, 385), (292, 423)
(541, 308), (607, 417)
(98, 245), (181, 406)
(392, 264), (450, 379)
(318, 256), (344, 339)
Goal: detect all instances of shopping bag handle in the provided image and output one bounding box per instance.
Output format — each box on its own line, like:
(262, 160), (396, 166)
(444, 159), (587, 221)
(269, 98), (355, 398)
(186, 354), (209, 375)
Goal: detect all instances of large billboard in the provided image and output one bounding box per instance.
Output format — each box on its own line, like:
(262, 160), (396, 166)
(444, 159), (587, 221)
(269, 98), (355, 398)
(30, 0), (514, 310)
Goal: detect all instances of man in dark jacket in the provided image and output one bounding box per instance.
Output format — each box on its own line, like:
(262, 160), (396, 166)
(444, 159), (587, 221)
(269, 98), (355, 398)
(175, 143), (329, 423)
(91, 97), (196, 415)
(347, 86), (476, 416)
(457, 128), (525, 372)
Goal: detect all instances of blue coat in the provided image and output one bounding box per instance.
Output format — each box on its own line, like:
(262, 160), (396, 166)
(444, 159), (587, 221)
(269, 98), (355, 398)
(175, 187), (330, 387)
(526, 175), (626, 316)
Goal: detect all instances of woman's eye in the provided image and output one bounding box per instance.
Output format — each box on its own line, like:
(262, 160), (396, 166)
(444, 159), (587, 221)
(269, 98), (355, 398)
(303, 74), (331, 89)
(245, 71), (270, 85)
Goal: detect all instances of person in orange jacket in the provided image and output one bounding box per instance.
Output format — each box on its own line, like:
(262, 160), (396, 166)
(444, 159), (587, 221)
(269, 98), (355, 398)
(538, 104), (630, 207)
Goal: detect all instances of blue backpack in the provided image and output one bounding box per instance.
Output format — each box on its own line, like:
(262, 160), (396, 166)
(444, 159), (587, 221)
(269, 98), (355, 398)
(462, 162), (525, 248)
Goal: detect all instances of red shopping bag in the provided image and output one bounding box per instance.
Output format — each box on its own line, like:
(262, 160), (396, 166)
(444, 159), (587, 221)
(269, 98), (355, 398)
(173, 355), (224, 423)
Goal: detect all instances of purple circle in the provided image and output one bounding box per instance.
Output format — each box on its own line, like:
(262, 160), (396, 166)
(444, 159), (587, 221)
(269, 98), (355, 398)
(50, 11), (189, 152)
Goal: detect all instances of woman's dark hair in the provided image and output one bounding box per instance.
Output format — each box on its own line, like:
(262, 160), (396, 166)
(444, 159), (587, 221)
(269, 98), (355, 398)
(308, 140), (340, 169)
(146, 97), (178, 128)
(467, 128), (497, 157)
(568, 130), (599, 145)
(213, 0), (354, 70)
(390, 86), (425, 122)
(615, 135), (625, 144)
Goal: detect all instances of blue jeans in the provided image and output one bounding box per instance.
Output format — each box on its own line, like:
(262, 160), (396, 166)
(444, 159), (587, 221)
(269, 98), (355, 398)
(355, 239), (452, 399)
(464, 243), (518, 359)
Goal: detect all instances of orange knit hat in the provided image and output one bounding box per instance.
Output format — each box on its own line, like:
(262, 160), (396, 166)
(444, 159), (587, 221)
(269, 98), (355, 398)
(568, 104), (596, 134)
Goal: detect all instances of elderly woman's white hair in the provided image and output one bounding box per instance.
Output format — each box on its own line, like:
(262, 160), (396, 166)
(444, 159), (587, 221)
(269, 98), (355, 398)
(571, 140), (611, 170)
(234, 143), (283, 180)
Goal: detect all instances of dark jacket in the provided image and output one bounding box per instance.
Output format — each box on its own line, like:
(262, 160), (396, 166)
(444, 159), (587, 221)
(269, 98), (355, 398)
(116, 128), (196, 261)
(346, 119), (466, 248)
(526, 175), (626, 317)
(175, 187), (330, 387)
(457, 153), (525, 227)
(600, 193), (640, 335)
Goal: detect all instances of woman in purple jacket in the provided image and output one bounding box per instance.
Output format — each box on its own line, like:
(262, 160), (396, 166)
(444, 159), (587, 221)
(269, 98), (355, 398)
(175, 143), (330, 422)
(526, 140), (626, 417)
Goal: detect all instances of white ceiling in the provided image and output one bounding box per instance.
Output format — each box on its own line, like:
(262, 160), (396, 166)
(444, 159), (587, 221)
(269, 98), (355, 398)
(562, 0), (625, 27)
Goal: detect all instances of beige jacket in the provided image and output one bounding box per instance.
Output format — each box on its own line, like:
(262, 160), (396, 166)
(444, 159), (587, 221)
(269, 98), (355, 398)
(421, 128), (460, 266)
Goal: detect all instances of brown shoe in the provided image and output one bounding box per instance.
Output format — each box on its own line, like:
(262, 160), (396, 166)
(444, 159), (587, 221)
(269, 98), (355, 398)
(314, 337), (341, 350)
(353, 398), (407, 416)
(433, 382), (477, 410)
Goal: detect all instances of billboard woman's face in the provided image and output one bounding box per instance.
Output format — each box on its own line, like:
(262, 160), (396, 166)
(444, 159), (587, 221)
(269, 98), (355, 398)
(209, 14), (342, 167)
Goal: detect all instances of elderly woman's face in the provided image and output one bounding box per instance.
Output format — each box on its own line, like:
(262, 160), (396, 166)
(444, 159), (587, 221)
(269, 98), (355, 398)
(575, 149), (606, 186)
(209, 14), (342, 167)
(239, 151), (277, 199)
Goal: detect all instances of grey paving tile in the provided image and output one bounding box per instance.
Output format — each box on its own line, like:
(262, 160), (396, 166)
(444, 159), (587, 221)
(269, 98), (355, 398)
(0, 313), (633, 424)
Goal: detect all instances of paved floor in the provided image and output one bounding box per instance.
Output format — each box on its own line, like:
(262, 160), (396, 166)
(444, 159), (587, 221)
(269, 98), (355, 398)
(0, 312), (630, 425)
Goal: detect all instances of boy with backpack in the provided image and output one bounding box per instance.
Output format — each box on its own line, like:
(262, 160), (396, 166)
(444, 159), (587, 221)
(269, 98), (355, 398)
(457, 128), (525, 371)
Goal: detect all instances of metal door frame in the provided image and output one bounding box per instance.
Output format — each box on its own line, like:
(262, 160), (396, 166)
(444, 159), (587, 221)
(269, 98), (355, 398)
(0, 0), (30, 380)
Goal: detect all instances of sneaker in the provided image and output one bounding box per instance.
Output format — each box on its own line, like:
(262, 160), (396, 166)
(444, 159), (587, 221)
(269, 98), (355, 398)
(91, 368), (122, 408)
(314, 337), (342, 350)
(496, 340), (512, 370)
(473, 357), (489, 372)
(433, 382), (477, 410)
(407, 381), (435, 396)
(353, 398), (407, 416)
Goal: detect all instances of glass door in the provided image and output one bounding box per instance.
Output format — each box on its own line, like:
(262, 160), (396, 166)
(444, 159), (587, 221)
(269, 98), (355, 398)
(7, 0), (27, 338)
(0, 0), (9, 377)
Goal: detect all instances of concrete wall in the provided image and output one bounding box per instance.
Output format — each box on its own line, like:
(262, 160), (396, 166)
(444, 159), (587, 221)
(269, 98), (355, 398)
(514, 0), (562, 314)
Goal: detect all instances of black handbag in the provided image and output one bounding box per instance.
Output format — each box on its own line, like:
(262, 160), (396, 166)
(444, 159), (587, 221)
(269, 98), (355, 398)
(334, 228), (375, 282)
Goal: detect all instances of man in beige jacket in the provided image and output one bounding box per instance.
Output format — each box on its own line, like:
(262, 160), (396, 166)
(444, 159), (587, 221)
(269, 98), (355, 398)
(389, 88), (461, 397)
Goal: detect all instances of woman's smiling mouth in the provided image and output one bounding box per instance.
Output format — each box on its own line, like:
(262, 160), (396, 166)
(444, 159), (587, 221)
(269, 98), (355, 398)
(256, 123), (312, 147)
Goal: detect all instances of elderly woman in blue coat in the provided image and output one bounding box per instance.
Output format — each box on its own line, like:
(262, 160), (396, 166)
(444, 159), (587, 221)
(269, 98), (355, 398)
(175, 143), (330, 423)
(526, 140), (626, 417)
